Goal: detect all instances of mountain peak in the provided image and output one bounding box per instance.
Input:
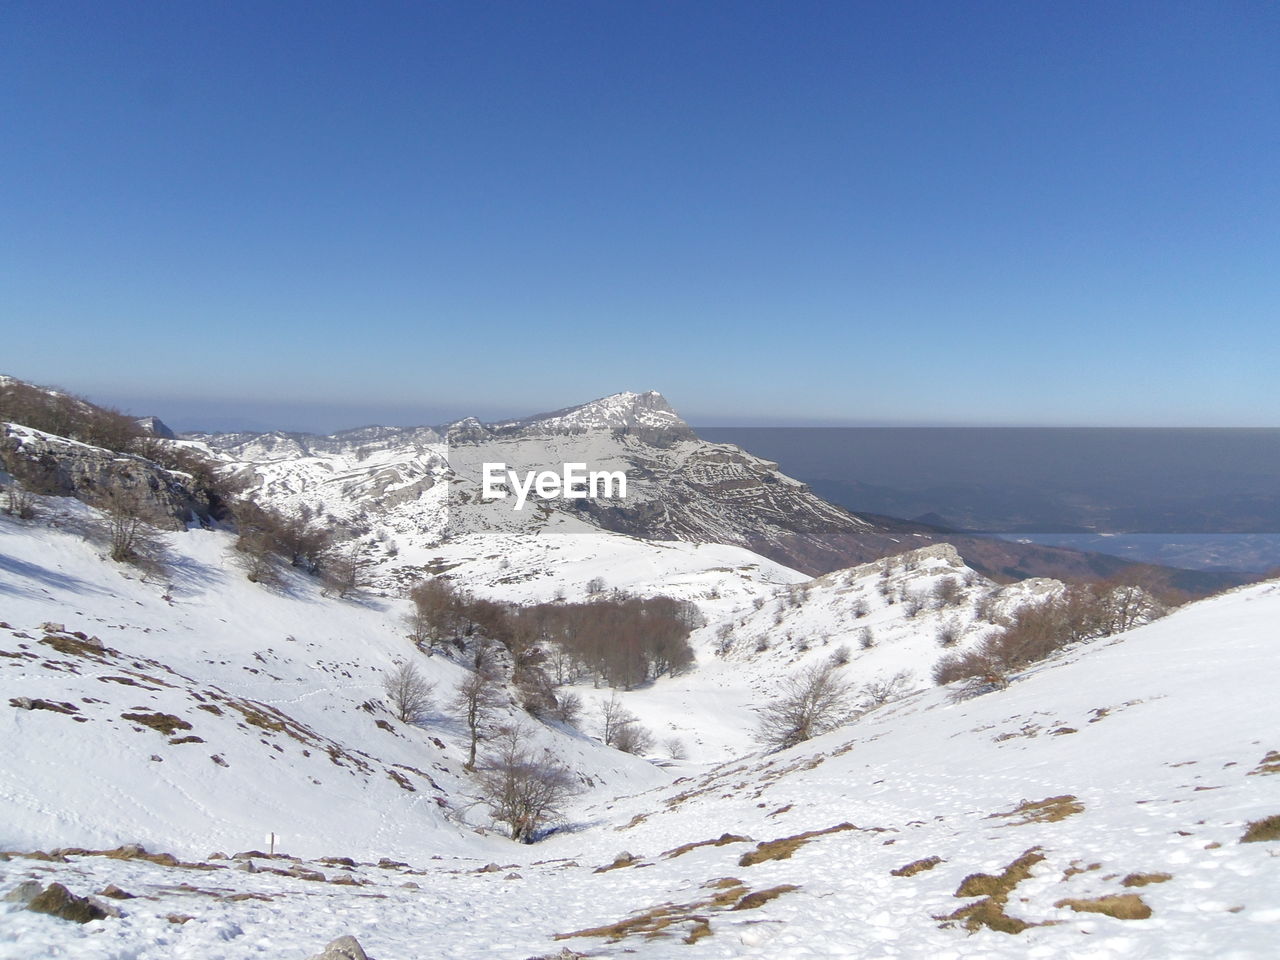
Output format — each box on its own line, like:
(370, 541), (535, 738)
(495, 390), (689, 436)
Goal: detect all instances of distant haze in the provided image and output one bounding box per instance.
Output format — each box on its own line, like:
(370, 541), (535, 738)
(701, 427), (1280, 537)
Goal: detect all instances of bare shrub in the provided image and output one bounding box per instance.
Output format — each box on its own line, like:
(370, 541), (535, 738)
(829, 643), (851, 666)
(612, 719), (655, 756)
(859, 670), (912, 710)
(322, 543), (363, 598)
(476, 724), (577, 843)
(857, 626), (875, 649)
(382, 661), (435, 725)
(2, 481), (36, 519)
(549, 690), (582, 726)
(936, 619), (962, 647)
(95, 486), (166, 570)
(663, 737), (688, 760)
(932, 577), (962, 608)
(755, 662), (855, 752)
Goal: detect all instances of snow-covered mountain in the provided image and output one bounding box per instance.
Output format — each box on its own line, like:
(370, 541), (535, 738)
(4, 375), (1277, 959)
(186, 390), (904, 575)
(3, 492), (1277, 958)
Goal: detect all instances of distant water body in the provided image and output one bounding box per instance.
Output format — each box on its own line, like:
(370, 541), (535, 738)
(699, 428), (1280, 571)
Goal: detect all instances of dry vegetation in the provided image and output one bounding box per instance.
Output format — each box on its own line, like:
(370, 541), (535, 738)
(738, 823), (857, 867)
(989, 795), (1085, 826)
(937, 847), (1046, 934)
(1054, 894), (1152, 920)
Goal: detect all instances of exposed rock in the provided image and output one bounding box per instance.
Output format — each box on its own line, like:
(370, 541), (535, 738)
(99, 884), (136, 899)
(3, 880), (42, 904)
(136, 416), (176, 440)
(306, 934), (372, 960)
(0, 422), (208, 525)
(26, 882), (107, 923)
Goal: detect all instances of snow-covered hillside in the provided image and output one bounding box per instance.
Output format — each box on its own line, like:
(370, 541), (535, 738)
(0, 504), (668, 862)
(3, 501), (1277, 957)
(185, 390), (918, 576)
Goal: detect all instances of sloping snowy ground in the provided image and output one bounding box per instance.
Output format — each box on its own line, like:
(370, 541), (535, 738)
(0, 505), (668, 863)
(556, 544), (1061, 764)
(2, 568), (1278, 958)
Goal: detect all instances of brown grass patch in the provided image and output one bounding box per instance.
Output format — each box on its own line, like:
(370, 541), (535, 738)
(990, 795), (1083, 826)
(1121, 872), (1171, 887)
(663, 833), (751, 860)
(556, 904), (707, 943)
(39, 634), (111, 661)
(738, 823), (856, 866)
(593, 852), (641, 873)
(557, 881), (799, 944)
(1062, 861), (1101, 879)
(937, 848), (1044, 934)
(891, 856), (943, 877)
(1054, 894), (1151, 920)
(732, 884), (799, 910)
(121, 712), (192, 736)
(1240, 814), (1280, 843)
(1248, 751), (1280, 776)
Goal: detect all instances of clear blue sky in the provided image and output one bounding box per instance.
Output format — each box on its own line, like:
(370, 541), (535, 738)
(2, 1), (1277, 431)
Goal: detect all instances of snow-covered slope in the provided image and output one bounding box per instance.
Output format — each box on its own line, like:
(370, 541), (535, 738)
(545, 543), (1063, 763)
(3, 543), (1277, 959)
(0, 505), (668, 862)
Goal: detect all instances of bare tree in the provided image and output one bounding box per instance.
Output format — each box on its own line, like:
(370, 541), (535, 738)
(95, 486), (165, 568)
(755, 662), (855, 752)
(382, 661), (436, 725)
(2, 480), (36, 520)
(663, 736), (688, 760)
(597, 692), (630, 745)
(475, 724), (577, 843)
(323, 543), (364, 598)
(549, 690), (582, 726)
(450, 652), (507, 770)
(612, 719), (654, 756)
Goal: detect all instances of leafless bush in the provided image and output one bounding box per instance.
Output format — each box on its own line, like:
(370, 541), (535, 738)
(549, 690), (582, 726)
(857, 626), (875, 649)
(931, 577), (962, 608)
(382, 661), (435, 725)
(322, 543), (364, 598)
(936, 619), (962, 647)
(855, 670), (916, 711)
(95, 486), (166, 571)
(902, 592), (925, 617)
(2, 481), (36, 520)
(859, 670), (913, 710)
(829, 643), (851, 666)
(476, 724), (577, 843)
(612, 719), (655, 756)
(663, 737), (688, 760)
(755, 662), (855, 752)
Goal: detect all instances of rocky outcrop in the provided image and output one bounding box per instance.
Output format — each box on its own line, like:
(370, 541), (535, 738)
(306, 935), (372, 960)
(1, 423), (211, 525)
(25, 882), (108, 923)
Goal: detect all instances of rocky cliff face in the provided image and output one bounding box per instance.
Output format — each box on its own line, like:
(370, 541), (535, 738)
(1, 423), (209, 526)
